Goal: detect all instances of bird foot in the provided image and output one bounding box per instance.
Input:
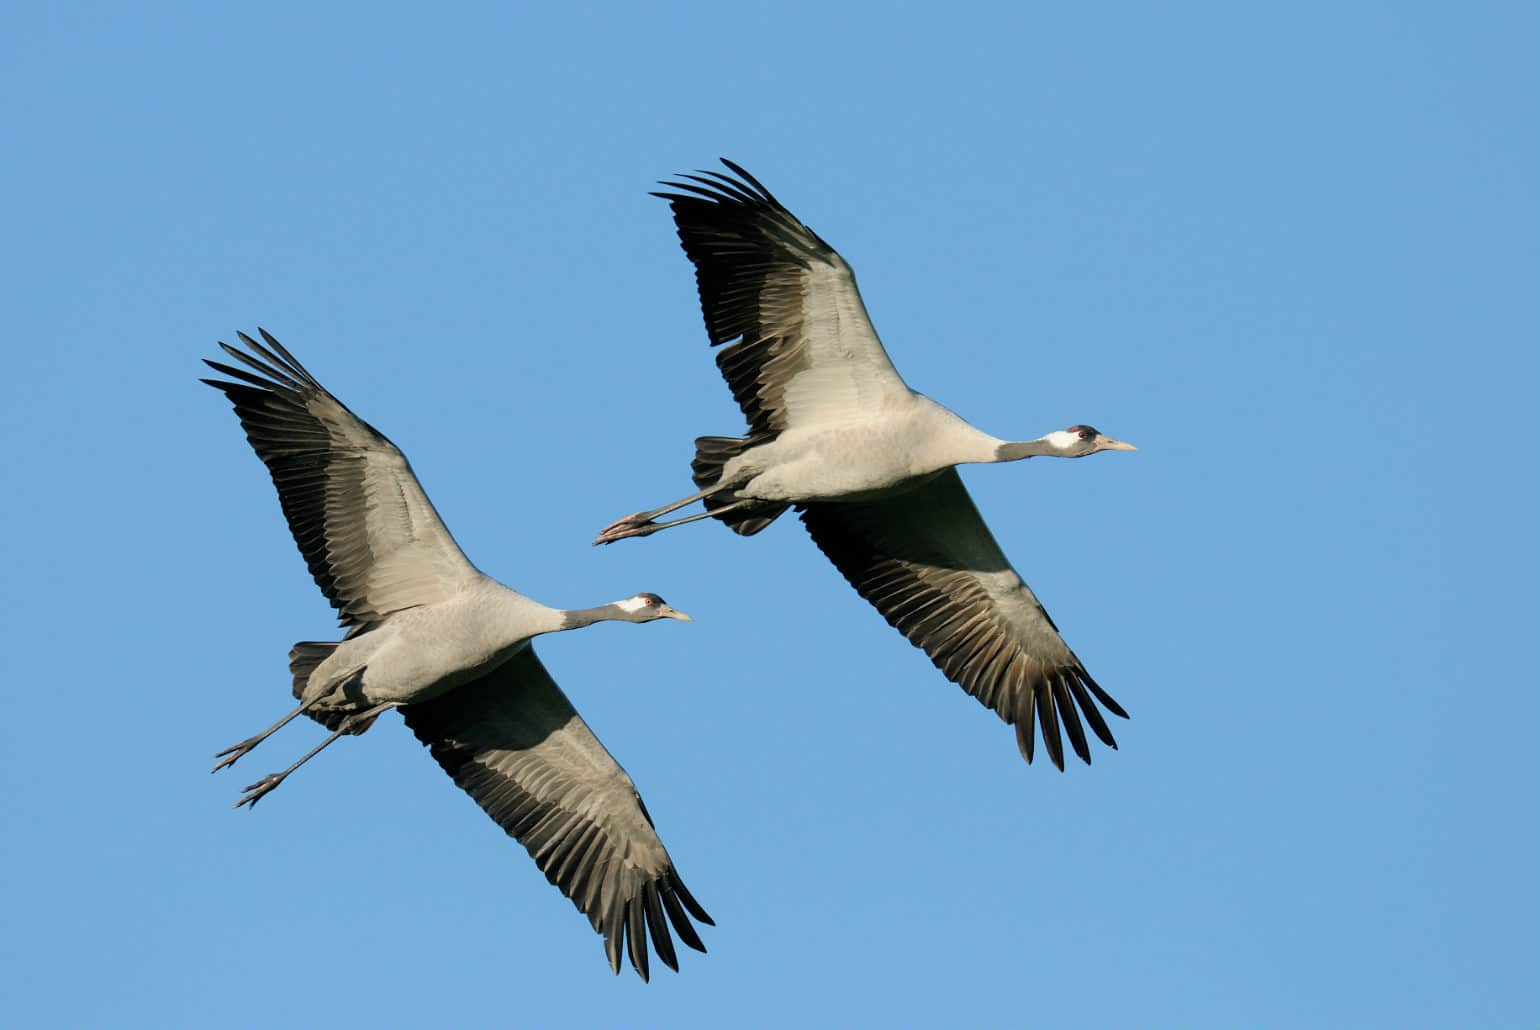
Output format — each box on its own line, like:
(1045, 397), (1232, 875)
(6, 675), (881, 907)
(235, 773), (284, 809)
(212, 736), (263, 773)
(594, 514), (660, 546)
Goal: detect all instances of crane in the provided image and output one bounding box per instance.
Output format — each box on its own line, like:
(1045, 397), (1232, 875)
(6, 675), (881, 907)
(597, 161), (1136, 770)
(205, 329), (710, 980)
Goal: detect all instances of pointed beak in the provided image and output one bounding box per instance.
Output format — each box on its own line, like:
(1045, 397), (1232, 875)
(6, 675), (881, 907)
(1095, 435), (1137, 452)
(660, 606), (693, 622)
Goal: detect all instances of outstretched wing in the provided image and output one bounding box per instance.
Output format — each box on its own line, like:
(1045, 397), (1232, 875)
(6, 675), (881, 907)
(202, 329), (481, 628)
(402, 647), (713, 981)
(656, 159), (911, 438)
(800, 469), (1129, 769)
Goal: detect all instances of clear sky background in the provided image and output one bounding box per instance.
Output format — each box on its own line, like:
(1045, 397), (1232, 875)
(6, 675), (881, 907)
(2, 4), (1535, 1027)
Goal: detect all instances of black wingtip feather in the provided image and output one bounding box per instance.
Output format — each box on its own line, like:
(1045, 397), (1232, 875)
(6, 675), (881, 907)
(216, 338), (305, 392)
(603, 904), (625, 975)
(660, 886), (708, 953)
(717, 158), (779, 203)
(657, 179), (739, 204)
(236, 329), (307, 387)
(1037, 684), (1066, 772)
(672, 875), (714, 926)
(642, 884), (679, 973)
(201, 358), (291, 394)
(627, 902), (650, 982)
(1078, 667), (1130, 720)
(1054, 676), (1092, 765)
(255, 327), (321, 387)
(1068, 673), (1119, 749)
(605, 925), (622, 976)
(1012, 660), (1037, 763)
(679, 171), (757, 205)
(1015, 717), (1035, 764)
(653, 159), (785, 218)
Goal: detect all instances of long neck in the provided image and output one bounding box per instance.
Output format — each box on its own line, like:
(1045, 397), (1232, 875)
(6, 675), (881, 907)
(557, 597), (634, 631)
(993, 438), (1059, 462)
(559, 604), (626, 631)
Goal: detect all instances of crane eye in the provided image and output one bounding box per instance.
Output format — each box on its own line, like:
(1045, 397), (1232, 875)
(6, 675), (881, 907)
(1077, 428), (1095, 441)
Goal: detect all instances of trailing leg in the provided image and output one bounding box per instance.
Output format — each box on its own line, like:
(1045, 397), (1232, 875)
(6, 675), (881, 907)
(596, 500), (762, 543)
(234, 702), (400, 809)
(212, 697), (320, 773)
(594, 483), (731, 544)
(595, 435), (789, 543)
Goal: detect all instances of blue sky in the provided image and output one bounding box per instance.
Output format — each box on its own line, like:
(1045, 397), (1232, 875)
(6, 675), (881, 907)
(2, 3), (1535, 1026)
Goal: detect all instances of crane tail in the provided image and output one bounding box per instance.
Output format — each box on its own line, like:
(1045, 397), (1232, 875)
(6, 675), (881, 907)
(287, 642), (379, 734)
(690, 435), (788, 536)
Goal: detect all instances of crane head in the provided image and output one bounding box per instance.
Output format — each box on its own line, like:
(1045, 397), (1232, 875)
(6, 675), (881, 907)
(614, 593), (694, 623)
(1044, 425), (1138, 457)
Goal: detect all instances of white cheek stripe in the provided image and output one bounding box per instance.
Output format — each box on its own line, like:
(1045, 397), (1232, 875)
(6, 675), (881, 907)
(1045, 430), (1078, 451)
(616, 596), (650, 613)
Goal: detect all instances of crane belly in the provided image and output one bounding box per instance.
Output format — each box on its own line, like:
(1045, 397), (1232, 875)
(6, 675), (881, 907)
(737, 423), (936, 501)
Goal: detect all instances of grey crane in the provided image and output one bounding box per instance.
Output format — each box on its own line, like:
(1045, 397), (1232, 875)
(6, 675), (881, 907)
(205, 330), (710, 981)
(597, 161), (1136, 770)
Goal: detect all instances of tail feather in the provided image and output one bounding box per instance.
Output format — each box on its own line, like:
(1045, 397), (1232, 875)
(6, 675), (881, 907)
(289, 642), (336, 700)
(689, 435), (748, 489)
(691, 436), (788, 536)
(288, 641), (379, 734)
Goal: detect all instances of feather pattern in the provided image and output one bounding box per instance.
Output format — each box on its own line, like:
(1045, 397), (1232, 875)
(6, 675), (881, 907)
(800, 470), (1127, 769)
(655, 160), (910, 439)
(403, 648), (712, 981)
(201, 330), (479, 628)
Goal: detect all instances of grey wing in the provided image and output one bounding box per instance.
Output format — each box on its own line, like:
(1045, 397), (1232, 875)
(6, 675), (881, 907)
(799, 469), (1129, 769)
(401, 647), (713, 981)
(202, 329), (480, 628)
(656, 159), (911, 437)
